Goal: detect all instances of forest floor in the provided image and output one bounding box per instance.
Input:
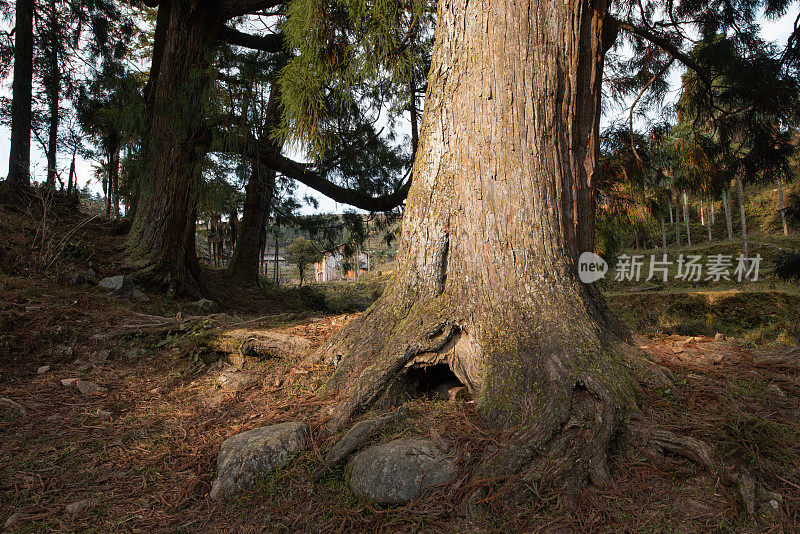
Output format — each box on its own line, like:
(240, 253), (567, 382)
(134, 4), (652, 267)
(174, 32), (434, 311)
(1, 201), (799, 532)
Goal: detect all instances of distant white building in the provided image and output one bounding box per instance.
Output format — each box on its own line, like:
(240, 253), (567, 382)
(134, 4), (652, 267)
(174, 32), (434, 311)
(314, 245), (370, 282)
(261, 248), (286, 275)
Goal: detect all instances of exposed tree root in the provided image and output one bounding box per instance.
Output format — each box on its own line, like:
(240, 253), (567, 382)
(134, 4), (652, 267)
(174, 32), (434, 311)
(313, 404), (410, 479)
(318, 316), (765, 517)
(215, 330), (314, 360)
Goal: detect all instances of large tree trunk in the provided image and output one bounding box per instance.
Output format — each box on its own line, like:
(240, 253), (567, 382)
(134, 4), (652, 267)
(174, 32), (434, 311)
(5, 0), (34, 191)
(125, 0), (221, 295)
(227, 159), (276, 284)
(45, 0), (61, 189)
(313, 0), (643, 499)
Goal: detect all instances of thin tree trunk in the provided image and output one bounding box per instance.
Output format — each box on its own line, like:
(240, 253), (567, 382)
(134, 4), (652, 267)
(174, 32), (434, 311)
(706, 197), (712, 242)
(710, 197), (715, 224)
(661, 216), (667, 252)
(126, 0), (220, 294)
(723, 189), (734, 239)
(274, 235), (279, 287)
(683, 190), (692, 247)
(700, 198), (705, 226)
(67, 151), (76, 197)
(5, 0), (34, 191)
(777, 175), (789, 237)
(669, 203), (674, 225)
(108, 141), (120, 217)
(314, 0), (638, 499)
(675, 209), (681, 247)
(737, 175), (748, 257)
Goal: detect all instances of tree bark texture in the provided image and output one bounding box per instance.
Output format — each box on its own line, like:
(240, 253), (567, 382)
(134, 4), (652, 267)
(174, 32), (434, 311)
(737, 176), (748, 257)
(5, 0), (34, 190)
(723, 189), (734, 240)
(682, 190), (691, 247)
(227, 84), (282, 285)
(314, 0), (640, 496)
(777, 176), (788, 237)
(126, 0), (222, 294)
(45, 0), (61, 189)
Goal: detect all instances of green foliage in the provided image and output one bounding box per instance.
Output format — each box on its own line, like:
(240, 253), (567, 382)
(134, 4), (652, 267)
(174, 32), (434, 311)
(774, 251), (800, 280)
(285, 236), (322, 284)
(278, 0), (434, 161)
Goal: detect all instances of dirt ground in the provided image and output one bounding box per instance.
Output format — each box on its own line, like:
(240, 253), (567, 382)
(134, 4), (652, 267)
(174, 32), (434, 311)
(1, 203), (799, 532)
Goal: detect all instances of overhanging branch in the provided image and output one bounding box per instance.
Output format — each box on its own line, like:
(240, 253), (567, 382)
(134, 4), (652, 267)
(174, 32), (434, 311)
(218, 26), (284, 53)
(212, 133), (410, 211)
(613, 18), (713, 89)
(220, 0), (284, 19)
(257, 144), (411, 211)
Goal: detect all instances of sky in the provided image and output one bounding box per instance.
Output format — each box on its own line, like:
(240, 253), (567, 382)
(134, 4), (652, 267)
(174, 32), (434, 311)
(0, 7), (798, 215)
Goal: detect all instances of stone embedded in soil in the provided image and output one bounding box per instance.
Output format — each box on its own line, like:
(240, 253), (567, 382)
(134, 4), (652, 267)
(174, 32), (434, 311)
(714, 332), (725, 341)
(768, 383), (786, 398)
(216, 370), (260, 392)
(210, 422), (309, 499)
(53, 345), (74, 358)
(322, 405), (410, 472)
(61, 378), (78, 388)
(348, 437), (456, 505)
(64, 498), (95, 515)
(3, 511), (21, 529)
(76, 380), (107, 396)
(190, 298), (219, 314)
(37, 365), (51, 374)
(99, 275), (134, 294)
(435, 381), (468, 401)
(67, 268), (97, 286)
(98, 275), (149, 302)
(0, 398), (27, 417)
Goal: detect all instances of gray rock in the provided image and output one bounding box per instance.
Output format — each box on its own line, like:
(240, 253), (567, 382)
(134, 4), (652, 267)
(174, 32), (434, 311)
(64, 498), (95, 515)
(348, 437), (456, 504)
(0, 398), (27, 417)
(320, 405), (409, 475)
(210, 421), (309, 499)
(191, 298), (219, 314)
(37, 365), (51, 374)
(60, 378), (78, 388)
(99, 275), (149, 301)
(435, 381), (468, 402)
(3, 511), (21, 530)
(216, 370), (260, 392)
(99, 275), (134, 295)
(130, 288), (150, 302)
(76, 380), (107, 396)
(67, 268), (97, 286)
(54, 345), (74, 358)
(714, 332), (726, 341)
(768, 383), (786, 398)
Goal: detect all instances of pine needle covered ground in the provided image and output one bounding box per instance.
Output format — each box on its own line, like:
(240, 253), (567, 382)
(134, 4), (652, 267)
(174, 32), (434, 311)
(1, 201), (798, 532)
